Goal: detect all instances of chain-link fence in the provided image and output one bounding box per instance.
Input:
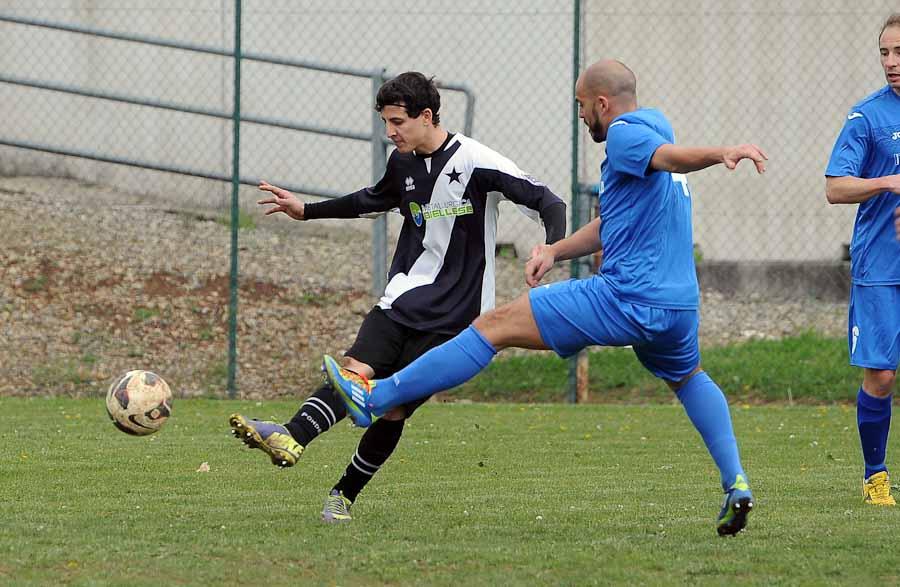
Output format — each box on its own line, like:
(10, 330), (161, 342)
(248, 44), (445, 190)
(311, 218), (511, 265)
(581, 1), (898, 297)
(0, 0), (890, 397)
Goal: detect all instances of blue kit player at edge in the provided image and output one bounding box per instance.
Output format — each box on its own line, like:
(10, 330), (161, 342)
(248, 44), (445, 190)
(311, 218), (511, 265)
(325, 59), (769, 536)
(825, 13), (900, 507)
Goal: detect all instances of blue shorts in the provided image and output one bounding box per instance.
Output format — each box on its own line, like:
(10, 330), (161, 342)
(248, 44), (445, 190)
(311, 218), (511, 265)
(529, 275), (700, 381)
(848, 284), (900, 370)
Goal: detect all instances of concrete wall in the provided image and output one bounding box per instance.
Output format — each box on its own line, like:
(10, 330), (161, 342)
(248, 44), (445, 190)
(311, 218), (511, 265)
(582, 0), (894, 261)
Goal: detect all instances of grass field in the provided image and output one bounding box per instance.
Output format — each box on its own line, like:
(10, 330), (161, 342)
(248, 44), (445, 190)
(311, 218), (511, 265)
(4, 397), (900, 585)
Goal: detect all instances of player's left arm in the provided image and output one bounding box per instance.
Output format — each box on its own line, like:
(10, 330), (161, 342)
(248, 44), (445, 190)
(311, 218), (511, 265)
(650, 143), (768, 174)
(470, 160), (567, 244)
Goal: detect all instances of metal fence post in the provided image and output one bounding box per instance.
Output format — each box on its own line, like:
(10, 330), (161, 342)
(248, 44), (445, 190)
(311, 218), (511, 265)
(567, 0), (585, 404)
(371, 70), (388, 298)
(226, 0), (242, 398)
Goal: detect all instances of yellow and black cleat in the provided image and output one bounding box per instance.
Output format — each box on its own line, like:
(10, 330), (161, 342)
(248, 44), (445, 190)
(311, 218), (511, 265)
(228, 413), (303, 468)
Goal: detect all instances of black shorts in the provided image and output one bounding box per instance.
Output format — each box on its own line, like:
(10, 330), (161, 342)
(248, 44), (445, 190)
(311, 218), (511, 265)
(345, 307), (456, 416)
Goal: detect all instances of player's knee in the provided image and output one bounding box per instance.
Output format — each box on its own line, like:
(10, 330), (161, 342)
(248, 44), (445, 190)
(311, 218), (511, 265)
(472, 306), (504, 334)
(475, 294), (527, 329)
(667, 366), (704, 392)
(865, 370), (896, 396)
(472, 303), (517, 346)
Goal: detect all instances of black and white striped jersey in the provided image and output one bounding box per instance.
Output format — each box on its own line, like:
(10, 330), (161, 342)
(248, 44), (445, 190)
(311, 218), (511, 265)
(305, 132), (566, 335)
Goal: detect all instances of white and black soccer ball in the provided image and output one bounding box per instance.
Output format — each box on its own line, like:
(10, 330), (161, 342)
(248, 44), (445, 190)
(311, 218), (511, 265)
(105, 370), (173, 436)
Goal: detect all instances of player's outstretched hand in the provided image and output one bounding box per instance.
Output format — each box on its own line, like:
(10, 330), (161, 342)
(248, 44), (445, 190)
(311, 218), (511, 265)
(525, 244), (556, 287)
(723, 144), (768, 174)
(258, 181), (305, 220)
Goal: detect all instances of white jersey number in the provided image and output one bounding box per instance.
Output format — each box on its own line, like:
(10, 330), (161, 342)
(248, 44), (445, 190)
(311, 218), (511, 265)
(672, 173), (691, 197)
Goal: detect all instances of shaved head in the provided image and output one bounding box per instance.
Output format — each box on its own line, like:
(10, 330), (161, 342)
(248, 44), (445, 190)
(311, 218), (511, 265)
(575, 59), (638, 143)
(577, 59), (636, 100)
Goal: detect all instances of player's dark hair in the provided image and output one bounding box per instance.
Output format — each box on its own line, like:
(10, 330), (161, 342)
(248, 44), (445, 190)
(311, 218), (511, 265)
(375, 72), (441, 125)
(880, 13), (900, 40)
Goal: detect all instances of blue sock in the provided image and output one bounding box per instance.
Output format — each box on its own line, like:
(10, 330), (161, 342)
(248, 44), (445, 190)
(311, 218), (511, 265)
(368, 325), (497, 415)
(676, 371), (747, 491)
(857, 388), (892, 479)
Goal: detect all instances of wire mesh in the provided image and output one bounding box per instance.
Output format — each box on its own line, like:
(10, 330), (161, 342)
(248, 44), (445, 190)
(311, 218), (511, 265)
(581, 0), (896, 274)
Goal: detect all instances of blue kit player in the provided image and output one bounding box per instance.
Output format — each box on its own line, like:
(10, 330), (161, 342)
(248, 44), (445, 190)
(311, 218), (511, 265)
(326, 59), (768, 536)
(825, 14), (900, 506)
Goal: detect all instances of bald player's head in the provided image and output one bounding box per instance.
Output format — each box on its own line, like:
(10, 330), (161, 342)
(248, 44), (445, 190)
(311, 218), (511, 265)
(577, 59), (636, 101)
(575, 59), (638, 143)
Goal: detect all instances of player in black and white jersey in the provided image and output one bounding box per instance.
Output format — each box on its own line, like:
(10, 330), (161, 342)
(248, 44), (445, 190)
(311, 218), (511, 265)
(229, 72), (566, 522)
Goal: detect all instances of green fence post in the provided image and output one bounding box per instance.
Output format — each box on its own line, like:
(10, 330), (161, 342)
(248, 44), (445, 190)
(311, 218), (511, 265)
(567, 0), (583, 404)
(226, 0), (242, 398)
(371, 70), (388, 298)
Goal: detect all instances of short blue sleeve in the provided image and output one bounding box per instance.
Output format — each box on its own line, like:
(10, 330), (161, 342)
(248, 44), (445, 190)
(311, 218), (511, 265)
(606, 120), (669, 177)
(825, 112), (871, 177)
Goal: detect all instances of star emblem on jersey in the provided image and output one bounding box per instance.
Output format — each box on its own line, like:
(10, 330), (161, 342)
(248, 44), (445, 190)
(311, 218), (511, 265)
(446, 167), (463, 184)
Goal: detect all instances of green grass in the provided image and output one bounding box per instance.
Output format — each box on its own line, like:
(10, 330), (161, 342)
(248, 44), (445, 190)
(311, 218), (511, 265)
(216, 209), (256, 230)
(3, 398), (899, 585)
(201, 361), (229, 389)
(459, 332), (858, 403)
(132, 307), (160, 322)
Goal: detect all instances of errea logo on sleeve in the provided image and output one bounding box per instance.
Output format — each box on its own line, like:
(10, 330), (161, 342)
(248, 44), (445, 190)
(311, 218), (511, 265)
(405, 176), (415, 192)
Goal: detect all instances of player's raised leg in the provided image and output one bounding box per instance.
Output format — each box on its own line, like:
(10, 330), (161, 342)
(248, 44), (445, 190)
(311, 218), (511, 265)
(283, 383), (347, 447)
(231, 311), (385, 465)
(325, 292), (546, 426)
(228, 382), (348, 468)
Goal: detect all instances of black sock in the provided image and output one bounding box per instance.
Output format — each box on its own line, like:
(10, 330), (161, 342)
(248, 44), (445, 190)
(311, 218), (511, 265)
(284, 384), (346, 447)
(334, 417), (405, 502)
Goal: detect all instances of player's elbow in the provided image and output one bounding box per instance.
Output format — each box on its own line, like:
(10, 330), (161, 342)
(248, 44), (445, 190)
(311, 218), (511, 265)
(824, 179), (842, 205)
(649, 150), (678, 173)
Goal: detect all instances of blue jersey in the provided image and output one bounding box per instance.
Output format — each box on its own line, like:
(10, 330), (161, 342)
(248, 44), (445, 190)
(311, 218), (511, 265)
(598, 108), (699, 309)
(826, 85), (900, 285)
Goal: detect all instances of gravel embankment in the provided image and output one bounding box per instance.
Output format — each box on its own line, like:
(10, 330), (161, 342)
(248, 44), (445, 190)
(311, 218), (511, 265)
(0, 176), (847, 399)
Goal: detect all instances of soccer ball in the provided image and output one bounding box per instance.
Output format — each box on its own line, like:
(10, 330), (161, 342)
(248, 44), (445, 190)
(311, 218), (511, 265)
(105, 370), (173, 436)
